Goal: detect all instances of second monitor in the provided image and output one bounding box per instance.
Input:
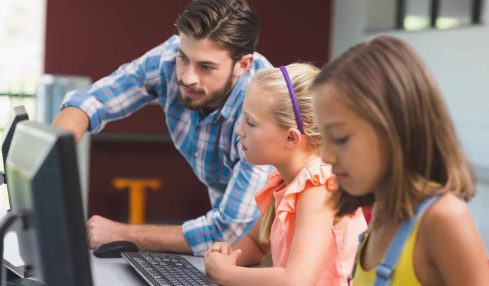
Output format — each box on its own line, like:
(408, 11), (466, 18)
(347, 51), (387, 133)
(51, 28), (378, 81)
(6, 121), (92, 286)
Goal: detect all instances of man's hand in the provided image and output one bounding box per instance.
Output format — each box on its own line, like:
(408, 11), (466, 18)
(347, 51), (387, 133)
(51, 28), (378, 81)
(86, 216), (193, 253)
(52, 107), (89, 143)
(86, 215), (127, 249)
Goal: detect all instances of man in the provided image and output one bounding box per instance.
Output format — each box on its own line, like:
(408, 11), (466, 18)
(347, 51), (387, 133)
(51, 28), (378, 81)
(53, 0), (273, 256)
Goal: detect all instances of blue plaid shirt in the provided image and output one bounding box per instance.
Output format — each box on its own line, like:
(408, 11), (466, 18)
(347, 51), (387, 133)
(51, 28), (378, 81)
(62, 35), (274, 255)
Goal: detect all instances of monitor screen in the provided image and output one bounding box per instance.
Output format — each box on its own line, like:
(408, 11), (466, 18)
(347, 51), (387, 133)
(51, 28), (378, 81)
(6, 121), (92, 286)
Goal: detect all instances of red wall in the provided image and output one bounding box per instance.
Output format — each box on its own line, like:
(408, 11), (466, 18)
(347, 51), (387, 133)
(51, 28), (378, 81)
(45, 0), (331, 80)
(44, 0), (332, 222)
(252, 1), (331, 66)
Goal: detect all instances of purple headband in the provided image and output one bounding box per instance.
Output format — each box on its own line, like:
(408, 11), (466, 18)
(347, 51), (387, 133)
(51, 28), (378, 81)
(279, 66), (304, 134)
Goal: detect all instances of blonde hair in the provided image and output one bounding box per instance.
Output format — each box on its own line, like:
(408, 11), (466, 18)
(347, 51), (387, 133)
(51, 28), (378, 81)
(252, 63), (321, 244)
(312, 35), (475, 220)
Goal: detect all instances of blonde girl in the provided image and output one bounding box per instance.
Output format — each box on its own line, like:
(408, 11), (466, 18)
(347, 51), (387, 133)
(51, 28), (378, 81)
(204, 63), (367, 285)
(312, 35), (489, 285)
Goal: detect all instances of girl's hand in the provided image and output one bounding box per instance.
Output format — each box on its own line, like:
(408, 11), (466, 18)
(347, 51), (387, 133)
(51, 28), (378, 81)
(209, 241), (234, 255)
(205, 247), (242, 282)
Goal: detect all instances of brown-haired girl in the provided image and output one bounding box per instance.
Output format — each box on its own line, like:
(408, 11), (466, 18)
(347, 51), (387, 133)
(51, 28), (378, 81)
(312, 35), (489, 285)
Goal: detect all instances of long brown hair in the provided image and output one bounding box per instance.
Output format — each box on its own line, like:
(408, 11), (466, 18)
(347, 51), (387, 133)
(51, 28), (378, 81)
(312, 35), (475, 220)
(175, 0), (260, 61)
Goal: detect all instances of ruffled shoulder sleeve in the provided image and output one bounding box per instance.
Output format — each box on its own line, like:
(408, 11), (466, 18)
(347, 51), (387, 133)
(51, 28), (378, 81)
(275, 160), (338, 230)
(255, 171), (284, 215)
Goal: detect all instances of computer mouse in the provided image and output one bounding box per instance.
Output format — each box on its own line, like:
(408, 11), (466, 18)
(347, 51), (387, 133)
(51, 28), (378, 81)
(93, 240), (139, 258)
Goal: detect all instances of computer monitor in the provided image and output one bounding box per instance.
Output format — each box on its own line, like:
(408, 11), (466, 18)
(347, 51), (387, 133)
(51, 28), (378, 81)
(0, 106), (30, 280)
(5, 121), (92, 286)
(1, 105), (29, 189)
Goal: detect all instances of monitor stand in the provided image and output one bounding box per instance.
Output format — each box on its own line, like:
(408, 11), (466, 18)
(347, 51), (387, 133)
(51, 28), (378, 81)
(4, 259), (28, 280)
(6, 266), (42, 286)
(0, 212), (43, 286)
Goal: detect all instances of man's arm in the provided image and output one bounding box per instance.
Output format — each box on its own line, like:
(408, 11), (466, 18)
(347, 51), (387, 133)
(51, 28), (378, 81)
(53, 107), (89, 143)
(53, 36), (180, 138)
(181, 159), (273, 255)
(87, 215), (192, 254)
(87, 158), (272, 256)
(126, 224), (192, 254)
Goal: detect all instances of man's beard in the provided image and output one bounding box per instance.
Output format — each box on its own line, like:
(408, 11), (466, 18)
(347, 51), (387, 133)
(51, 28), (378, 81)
(177, 72), (234, 111)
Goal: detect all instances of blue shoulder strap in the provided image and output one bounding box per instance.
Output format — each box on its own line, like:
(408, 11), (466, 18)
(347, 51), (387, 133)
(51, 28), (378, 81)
(374, 195), (439, 286)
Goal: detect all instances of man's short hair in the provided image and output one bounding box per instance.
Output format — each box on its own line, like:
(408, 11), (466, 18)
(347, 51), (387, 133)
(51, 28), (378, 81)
(175, 0), (261, 61)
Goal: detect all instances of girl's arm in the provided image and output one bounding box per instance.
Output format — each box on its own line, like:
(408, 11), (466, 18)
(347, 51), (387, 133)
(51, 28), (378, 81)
(206, 186), (335, 286)
(421, 193), (489, 285)
(232, 217), (271, 266)
(206, 216), (270, 268)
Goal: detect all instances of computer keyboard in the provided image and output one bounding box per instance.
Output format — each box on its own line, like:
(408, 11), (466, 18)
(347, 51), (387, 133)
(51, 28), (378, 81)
(122, 252), (217, 286)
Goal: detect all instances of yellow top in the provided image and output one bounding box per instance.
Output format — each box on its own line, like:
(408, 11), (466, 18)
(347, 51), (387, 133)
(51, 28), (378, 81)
(352, 218), (423, 286)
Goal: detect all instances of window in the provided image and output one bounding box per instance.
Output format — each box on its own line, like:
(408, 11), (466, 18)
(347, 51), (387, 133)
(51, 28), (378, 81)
(0, 0), (45, 131)
(366, 0), (485, 32)
(404, 0), (431, 31)
(0, 0), (44, 215)
(367, 0), (398, 31)
(436, 0), (472, 29)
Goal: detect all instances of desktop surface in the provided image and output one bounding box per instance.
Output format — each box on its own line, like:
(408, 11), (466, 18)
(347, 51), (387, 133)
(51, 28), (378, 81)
(3, 229), (206, 286)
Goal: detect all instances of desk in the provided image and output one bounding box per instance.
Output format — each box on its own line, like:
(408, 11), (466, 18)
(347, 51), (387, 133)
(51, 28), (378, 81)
(4, 231), (207, 285)
(91, 253), (206, 285)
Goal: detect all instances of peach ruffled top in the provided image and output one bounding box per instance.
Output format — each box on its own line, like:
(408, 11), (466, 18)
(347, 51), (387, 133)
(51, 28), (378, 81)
(255, 158), (367, 286)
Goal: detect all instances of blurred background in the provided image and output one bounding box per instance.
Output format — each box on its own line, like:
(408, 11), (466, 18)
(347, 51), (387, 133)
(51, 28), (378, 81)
(0, 0), (487, 254)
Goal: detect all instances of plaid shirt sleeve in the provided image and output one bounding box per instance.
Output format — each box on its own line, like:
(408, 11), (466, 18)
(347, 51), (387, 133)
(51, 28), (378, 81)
(182, 159), (272, 255)
(61, 36), (179, 133)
